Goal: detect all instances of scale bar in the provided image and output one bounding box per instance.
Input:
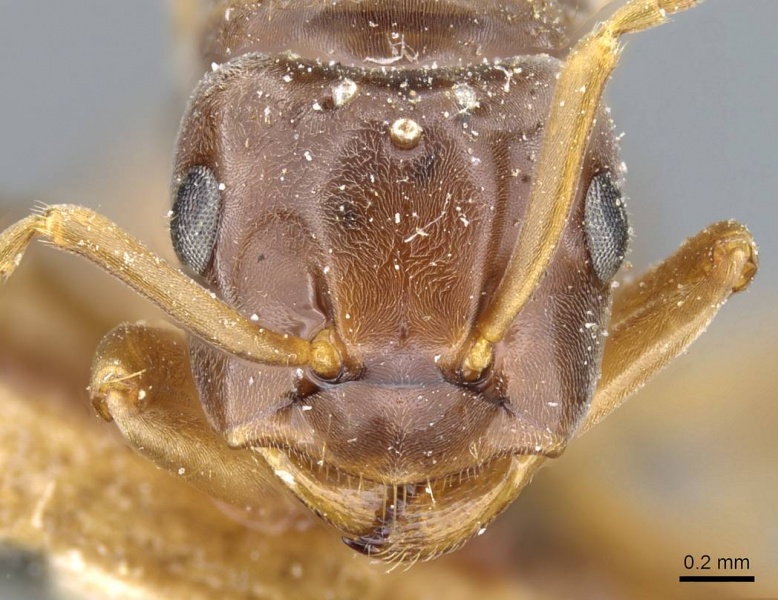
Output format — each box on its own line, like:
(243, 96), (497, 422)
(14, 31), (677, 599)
(679, 575), (755, 583)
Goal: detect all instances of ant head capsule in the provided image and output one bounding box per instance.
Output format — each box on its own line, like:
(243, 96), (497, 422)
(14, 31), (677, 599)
(0, 0), (757, 569)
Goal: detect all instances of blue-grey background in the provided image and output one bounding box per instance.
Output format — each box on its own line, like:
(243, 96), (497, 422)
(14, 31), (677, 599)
(0, 1), (775, 598)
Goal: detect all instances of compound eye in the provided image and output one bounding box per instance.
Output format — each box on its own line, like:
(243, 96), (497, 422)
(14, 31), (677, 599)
(584, 172), (629, 282)
(170, 165), (222, 274)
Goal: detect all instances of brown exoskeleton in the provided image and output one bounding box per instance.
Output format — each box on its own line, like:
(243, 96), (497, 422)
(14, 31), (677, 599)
(0, 0), (758, 563)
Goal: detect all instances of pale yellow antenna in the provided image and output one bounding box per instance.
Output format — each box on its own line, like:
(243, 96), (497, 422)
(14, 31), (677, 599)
(461, 0), (699, 380)
(0, 205), (342, 378)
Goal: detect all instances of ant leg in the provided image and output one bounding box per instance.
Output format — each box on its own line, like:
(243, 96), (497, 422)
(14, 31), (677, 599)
(460, 0), (699, 380)
(579, 221), (757, 435)
(0, 205), (341, 376)
(90, 322), (295, 510)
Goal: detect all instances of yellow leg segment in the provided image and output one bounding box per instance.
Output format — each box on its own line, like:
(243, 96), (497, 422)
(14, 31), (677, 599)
(580, 221), (757, 434)
(90, 322), (297, 509)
